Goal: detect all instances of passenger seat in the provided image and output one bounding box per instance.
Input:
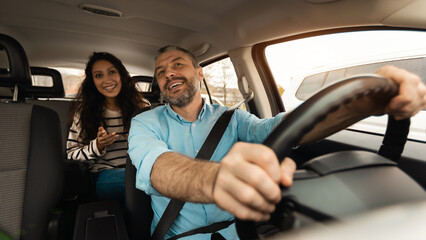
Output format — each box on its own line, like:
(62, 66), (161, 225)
(25, 66), (70, 156)
(0, 33), (64, 239)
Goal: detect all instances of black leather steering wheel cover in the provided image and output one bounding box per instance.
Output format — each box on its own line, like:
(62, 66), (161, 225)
(263, 75), (398, 163)
(236, 75), (399, 240)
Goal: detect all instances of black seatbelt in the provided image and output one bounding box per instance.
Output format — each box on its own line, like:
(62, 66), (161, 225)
(378, 116), (410, 162)
(167, 220), (234, 240)
(151, 108), (236, 240)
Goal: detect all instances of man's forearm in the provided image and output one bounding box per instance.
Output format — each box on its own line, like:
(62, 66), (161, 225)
(151, 152), (220, 202)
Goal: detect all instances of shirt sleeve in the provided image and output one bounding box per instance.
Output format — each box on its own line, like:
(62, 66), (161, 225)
(235, 110), (286, 143)
(66, 115), (105, 161)
(128, 112), (171, 196)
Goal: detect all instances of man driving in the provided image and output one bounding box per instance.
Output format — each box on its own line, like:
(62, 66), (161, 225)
(128, 45), (426, 239)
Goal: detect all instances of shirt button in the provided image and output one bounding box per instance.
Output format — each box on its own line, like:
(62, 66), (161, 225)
(192, 123), (195, 127)
(196, 150), (199, 153)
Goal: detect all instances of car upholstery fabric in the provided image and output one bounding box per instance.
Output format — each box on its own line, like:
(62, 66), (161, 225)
(0, 103), (32, 239)
(0, 103), (64, 239)
(26, 99), (71, 156)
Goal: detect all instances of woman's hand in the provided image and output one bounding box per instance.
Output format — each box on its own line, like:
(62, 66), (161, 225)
(96, 126), (118, 151)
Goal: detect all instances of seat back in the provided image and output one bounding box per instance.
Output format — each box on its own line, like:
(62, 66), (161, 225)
(125, 156), (153, 239)
(25, 67), (65, 99)
(125, 107), (153, 239)
(25, 66), (70, 156)
(0, 33), (63, 239)
(27, 99), (71, 156)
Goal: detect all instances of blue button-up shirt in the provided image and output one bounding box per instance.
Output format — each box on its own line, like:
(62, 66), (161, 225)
(128, 102), (285, 239)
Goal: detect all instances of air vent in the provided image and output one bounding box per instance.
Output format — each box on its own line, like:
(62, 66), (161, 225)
(79, 4), (123, 18)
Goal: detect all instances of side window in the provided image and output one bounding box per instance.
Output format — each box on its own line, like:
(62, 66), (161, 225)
(325, 69), (346, 88)
(31, 75), (54, 87)
(135, 81), (151, 92)
(297, 57), (426, 102)
(347, 58), (426, 78)
(295, 72), (327, 100)
(54, 67), (85, 98)
(202, 57), (245, 110)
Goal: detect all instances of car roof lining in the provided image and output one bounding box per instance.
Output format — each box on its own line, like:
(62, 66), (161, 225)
(0, 0), (423, 74)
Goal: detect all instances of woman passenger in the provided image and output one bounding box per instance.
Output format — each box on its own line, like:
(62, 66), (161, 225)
(67, 52), (149, 204)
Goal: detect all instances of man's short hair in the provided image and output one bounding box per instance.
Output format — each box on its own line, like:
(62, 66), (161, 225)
(155, 45), (199, 68)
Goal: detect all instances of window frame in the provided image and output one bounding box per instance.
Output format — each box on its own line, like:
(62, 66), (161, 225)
(200, 55), (247, 110)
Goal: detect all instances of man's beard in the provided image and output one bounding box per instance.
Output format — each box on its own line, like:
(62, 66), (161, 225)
(162, 76), (200, 108)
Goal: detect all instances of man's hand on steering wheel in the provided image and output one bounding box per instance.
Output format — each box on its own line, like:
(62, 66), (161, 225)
(212, 142), (296, 222)
(377, 65), (426, 120)
(344, 66), (426, 120)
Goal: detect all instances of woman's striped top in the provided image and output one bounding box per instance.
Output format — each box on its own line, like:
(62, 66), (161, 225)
(66, 108), (128, 173)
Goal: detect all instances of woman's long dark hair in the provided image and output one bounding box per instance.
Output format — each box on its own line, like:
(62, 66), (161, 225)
(68, 52), (146, 145)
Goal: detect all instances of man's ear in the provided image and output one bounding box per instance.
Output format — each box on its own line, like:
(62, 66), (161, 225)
(197, 66), (204, 81)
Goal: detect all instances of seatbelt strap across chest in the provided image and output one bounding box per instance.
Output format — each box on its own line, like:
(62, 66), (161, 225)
(151, 108), (237, 240)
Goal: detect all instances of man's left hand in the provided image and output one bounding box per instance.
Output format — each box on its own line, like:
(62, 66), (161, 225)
(376, 65), (426, 120)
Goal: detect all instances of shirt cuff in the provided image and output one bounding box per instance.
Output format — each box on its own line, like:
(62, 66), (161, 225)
(135, 148), (172, 196)
(93, 138), (106, 156)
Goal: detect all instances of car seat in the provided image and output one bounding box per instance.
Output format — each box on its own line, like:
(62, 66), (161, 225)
(133, 75), (164, 108)
(125, 106), (153, 240)
(22, 66), (94, 238)
(25, 67), (69, 155)
(0, 33), (64, 239)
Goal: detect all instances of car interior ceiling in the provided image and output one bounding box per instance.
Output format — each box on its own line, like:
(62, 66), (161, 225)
(0, 1), (423, 73)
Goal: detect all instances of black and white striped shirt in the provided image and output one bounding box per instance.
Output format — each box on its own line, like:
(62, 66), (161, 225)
(66, 109), (128, 172)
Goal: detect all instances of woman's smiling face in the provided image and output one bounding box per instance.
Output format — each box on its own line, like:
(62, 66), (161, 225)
(92, 59), (123, 100)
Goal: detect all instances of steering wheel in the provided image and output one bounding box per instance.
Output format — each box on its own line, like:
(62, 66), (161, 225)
(235, 75), (401, 239)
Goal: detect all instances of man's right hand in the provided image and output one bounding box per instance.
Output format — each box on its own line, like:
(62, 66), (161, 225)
(212, 142), (296, 222)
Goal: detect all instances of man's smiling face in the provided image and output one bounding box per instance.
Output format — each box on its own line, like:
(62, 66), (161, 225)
(155, 50), (203, 107)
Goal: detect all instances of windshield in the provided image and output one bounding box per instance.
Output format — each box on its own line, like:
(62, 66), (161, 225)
(265, 29), (426, 142)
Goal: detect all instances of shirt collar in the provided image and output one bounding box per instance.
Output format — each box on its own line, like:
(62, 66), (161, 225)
(198, 98), (207, 121)
(165, 98), (207, 123)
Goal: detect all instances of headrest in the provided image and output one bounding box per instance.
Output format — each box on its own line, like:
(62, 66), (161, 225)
(132, 75), (159, 93)
(24, 67), (65, 98)
(132, 75), (162, 104)
(0, 33), (32, 88)
(151, 77), (160, 93)
(132, 75), (153, 83)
